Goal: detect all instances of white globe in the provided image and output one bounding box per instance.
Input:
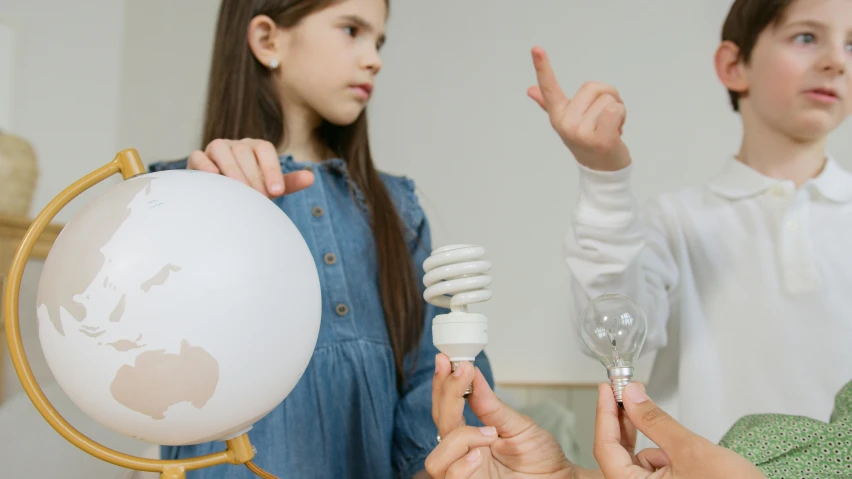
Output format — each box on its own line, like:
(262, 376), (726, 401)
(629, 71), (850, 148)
(35, 169), (321, 446)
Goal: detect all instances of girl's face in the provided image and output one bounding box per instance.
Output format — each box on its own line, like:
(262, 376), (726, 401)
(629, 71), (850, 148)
(271, 0), (387, 127)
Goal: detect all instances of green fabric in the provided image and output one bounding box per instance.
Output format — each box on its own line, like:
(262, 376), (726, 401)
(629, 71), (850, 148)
(719, 381), (852, 478)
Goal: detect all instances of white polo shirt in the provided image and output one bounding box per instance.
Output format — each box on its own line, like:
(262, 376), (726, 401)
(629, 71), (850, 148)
(564, 156), (852, 446)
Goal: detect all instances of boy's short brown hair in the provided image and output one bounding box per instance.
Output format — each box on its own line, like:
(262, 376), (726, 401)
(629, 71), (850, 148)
(722, 0), (797, 111)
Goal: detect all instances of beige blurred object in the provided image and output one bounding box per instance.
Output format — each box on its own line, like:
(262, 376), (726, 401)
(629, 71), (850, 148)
(0, 132), (41, 306)
(0, 132), (39, 216)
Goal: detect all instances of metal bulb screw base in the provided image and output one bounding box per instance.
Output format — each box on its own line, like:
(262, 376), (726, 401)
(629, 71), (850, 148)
(608, 366), (633, 405)
(452, 361), (474, 398)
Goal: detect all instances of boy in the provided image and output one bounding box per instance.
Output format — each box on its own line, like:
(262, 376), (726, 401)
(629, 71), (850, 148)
(528, 0), (852, 446)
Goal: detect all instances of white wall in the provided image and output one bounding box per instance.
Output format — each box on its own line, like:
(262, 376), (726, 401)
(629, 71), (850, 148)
(368, 0), (852, 384)
(0, 0), (126, 224)
(0, 22), (14, 131)
(116, 0), (218, 163)
(6, 1), (852, 387)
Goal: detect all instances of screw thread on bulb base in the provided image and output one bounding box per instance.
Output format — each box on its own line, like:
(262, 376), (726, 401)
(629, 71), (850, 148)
(451, 361), (474, 398)
(607, 367), (634, 404)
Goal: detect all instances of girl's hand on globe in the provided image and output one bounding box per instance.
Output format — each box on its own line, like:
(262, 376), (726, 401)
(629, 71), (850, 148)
(188, 139), (314, 198)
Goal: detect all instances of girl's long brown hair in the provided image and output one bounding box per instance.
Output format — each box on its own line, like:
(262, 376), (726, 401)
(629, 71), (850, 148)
(204, 0), (421, 392)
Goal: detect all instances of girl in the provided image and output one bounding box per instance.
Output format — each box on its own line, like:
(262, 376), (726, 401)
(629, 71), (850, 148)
(148, 1), (493, 477)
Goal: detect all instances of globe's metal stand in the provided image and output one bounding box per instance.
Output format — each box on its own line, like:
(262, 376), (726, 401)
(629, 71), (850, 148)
(3, 149), (274, 479)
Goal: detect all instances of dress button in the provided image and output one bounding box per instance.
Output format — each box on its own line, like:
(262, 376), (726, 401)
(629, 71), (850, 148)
(772, 185), (787, 196)
(324, 253), (337, 265)
(335, 303), (349, 316)
(312, 206), (324, 217)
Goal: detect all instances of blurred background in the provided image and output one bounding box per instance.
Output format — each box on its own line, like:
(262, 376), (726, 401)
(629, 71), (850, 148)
(1, 0), (850, 477)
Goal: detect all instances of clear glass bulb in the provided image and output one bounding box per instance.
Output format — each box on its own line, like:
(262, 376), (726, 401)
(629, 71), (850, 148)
(579, 293), (648, 403)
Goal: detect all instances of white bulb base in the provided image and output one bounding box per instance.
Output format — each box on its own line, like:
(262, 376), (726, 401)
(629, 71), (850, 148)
(433, 312), (488, 398)
(432, 312), (488, 361)
(608, 367), (633, 405)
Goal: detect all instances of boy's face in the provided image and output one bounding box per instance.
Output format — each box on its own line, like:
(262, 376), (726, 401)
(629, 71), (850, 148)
(742, 0), (852, 140)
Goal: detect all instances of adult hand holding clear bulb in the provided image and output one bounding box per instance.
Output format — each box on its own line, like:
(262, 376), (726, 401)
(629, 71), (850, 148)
(594, 383), (767, 479)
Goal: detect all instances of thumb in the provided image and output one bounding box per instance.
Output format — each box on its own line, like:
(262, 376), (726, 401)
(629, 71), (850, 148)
(621, 383), (696, 453)
(466, 368), (533, 437)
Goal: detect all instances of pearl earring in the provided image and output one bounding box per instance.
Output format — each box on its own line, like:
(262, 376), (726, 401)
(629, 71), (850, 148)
(269, 58), (279, 70)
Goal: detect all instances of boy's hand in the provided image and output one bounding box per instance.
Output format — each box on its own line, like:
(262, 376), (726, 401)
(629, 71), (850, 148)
(527, 47), (631, 172)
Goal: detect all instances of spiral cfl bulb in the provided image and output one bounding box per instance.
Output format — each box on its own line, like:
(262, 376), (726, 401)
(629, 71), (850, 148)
(423, 244), (491, 397)
(579, 293), (647, 404)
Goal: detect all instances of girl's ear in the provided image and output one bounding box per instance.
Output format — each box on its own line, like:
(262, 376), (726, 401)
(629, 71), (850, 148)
(247, 14), (285, 70)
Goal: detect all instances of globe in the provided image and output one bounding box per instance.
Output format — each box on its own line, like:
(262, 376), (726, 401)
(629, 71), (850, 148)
(33, 169), (322, 446)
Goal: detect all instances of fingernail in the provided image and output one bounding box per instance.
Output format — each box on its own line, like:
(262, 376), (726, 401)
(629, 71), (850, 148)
(270, 183), (283, 194)
(626, 383), (648, 404)
(435, 355), (440, 375)
(466, 449), (480, 462)
(479, 427), (496, 437)
(453, 364), (464, 376)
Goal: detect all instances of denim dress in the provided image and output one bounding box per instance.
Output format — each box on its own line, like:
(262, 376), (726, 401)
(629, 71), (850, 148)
(147, 156), (494, 478)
